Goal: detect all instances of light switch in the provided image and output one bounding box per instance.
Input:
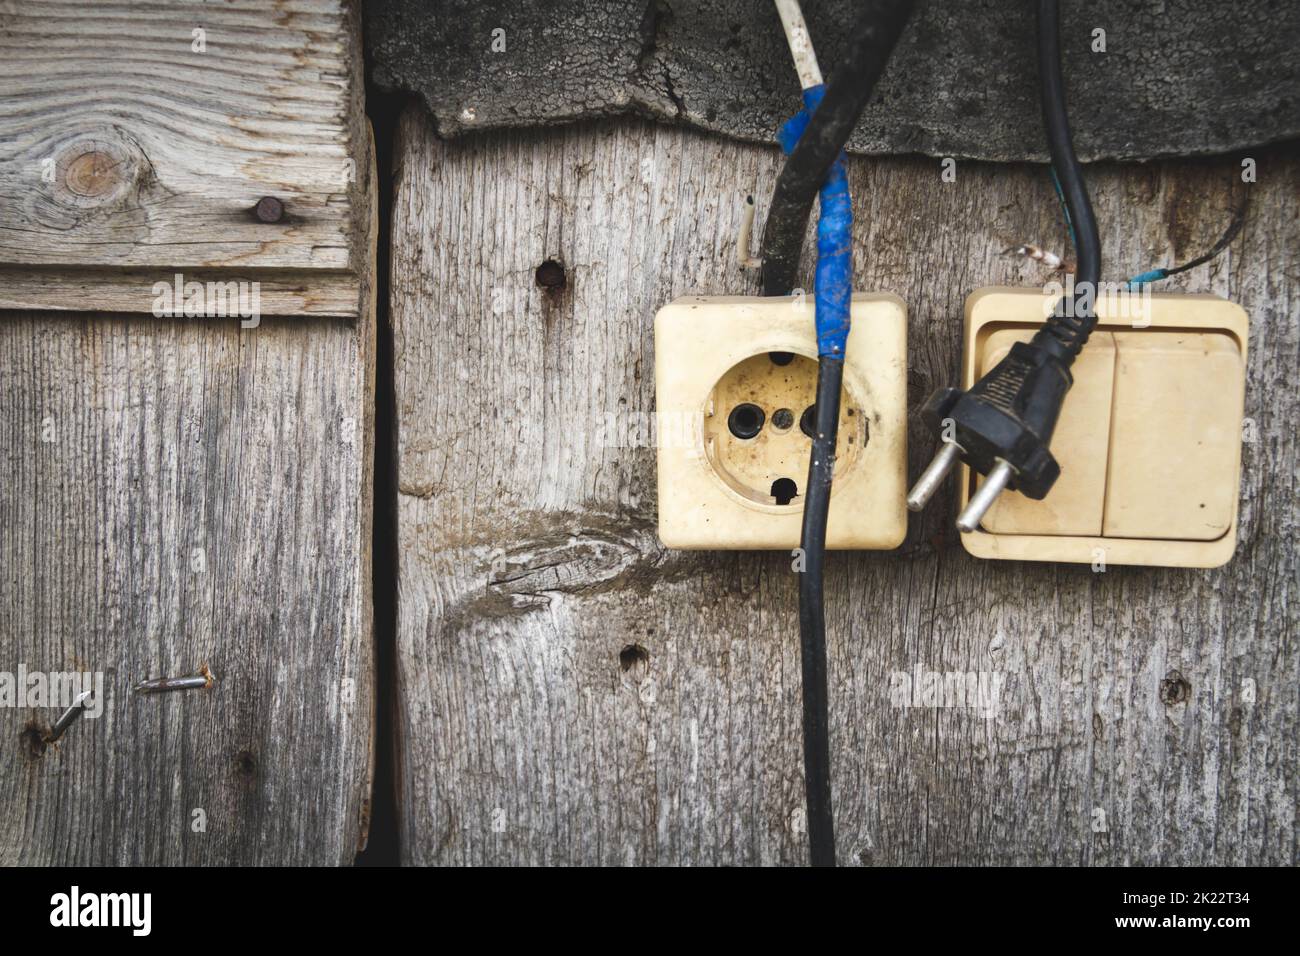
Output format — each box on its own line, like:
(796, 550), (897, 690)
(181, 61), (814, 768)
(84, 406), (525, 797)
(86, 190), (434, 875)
(1103, 331), (1244, 540)
(957, 288), (1248, 568)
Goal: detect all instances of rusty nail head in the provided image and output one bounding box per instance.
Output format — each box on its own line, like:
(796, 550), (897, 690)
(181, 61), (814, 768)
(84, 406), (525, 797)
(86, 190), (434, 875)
(254, 196), (284, 223)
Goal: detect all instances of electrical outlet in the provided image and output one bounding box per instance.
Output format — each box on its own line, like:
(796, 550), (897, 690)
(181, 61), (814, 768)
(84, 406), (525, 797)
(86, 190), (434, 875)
(655, 293), (907, 550)
(957, 288), (1248, 568)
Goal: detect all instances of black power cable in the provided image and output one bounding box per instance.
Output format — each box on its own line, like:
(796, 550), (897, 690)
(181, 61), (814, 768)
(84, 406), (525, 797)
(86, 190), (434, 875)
(760, 0), (917, 297)
(798, 357), (842, 866)
(1033, 0), (1101, 362)
(765, 1), (915, 868)
(908, 0), (1105, 531)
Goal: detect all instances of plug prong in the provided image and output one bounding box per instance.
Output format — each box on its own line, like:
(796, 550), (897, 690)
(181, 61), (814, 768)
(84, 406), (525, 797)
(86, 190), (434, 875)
(956, 460), (1014, 533)
(907, 442), (962, 512)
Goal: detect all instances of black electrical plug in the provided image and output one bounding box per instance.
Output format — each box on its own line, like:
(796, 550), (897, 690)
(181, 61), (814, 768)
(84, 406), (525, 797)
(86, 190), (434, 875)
(907, 327), (1078, 531)
(908, 0), (1102, 533)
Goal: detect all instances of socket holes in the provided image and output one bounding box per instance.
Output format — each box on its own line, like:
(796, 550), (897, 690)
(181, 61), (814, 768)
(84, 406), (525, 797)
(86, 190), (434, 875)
(799, 404), (817, 438)
(769, 351), (794, 366)
(770, 478), (798, 505)
(728, 403), (765, 440)
(703, 351), (865, 509)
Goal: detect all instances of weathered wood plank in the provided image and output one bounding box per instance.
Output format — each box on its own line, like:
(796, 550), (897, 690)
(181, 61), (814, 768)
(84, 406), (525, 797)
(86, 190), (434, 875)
(0, 316), (374, 865)
(0, 128), (377, 870)
(390, 105), (1297, 865)
(0, 0), (369, 315)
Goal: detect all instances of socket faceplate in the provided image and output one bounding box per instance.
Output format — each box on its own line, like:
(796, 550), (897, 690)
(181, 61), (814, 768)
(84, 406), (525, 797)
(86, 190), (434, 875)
(655, 294), (907, 550)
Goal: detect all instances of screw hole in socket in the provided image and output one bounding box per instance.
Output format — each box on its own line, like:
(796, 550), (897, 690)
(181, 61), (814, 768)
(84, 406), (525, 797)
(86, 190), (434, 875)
(728, 403), (765, 440)
(770, 477), (798, 505)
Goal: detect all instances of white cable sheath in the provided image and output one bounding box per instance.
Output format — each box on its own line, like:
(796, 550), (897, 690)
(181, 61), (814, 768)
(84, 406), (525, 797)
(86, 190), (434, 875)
(773, 0), (823, 89)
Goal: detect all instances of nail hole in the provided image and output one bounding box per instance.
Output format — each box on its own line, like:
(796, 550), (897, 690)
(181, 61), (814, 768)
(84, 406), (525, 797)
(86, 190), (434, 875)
(771, 407), (794, 431)
(771, 477), (798, 505)
(234, 749), (257, 777)
(619, 643), (650, 671)
(535, 258), (567, 290)
(800, 405), (817, 438)
(727, 403), (765, 440)
(769, 351), (794, 366)
(1159, 670), (1191, 706)
(21, 725), (47, 760)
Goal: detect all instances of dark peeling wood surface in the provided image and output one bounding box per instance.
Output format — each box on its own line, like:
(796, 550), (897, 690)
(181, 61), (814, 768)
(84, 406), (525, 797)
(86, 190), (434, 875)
(390, 105), (1297, 865)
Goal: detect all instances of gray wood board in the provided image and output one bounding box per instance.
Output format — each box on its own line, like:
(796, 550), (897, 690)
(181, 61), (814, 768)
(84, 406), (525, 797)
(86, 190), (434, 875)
(0, 0), (371, 315)
(0, 312), (375, 866)
(390, 106), (1297, 865)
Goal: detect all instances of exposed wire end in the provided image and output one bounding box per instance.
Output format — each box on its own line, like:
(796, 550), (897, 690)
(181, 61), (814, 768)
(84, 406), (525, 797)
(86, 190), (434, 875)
(737, 195), (763, 269)
(1127, 191), (1250, 288)
(1007, 243), (1064, 270)
(1125, 267), (1168, 290)
(774, 0), (823, 89)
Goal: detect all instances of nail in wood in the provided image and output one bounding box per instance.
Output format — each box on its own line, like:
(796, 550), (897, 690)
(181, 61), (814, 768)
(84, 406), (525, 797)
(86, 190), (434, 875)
(134, 663), (216, 695)
(45, 690), (93, 743)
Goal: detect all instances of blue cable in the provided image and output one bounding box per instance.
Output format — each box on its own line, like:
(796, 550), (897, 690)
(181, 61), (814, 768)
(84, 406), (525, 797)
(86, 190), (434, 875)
(778, 86), (853, 359)
(1125, 268), (1168, 290)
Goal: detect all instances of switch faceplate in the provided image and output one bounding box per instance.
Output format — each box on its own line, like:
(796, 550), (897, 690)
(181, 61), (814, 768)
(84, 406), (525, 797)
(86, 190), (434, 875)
(959, 288), (1248, 568)
(655, 294), (907, 550)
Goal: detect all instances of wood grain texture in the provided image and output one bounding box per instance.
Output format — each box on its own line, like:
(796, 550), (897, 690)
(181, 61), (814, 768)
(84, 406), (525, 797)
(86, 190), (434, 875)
(0, 126), (377, 870)
(0, 315), (373, 865)
(390, 104), (1298, 865)
(0, 0), (369, 314)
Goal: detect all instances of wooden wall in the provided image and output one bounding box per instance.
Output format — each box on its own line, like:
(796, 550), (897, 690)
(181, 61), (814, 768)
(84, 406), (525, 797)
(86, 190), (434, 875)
(390, 106), (1297, 865)
(1, 0), (1294, 868)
